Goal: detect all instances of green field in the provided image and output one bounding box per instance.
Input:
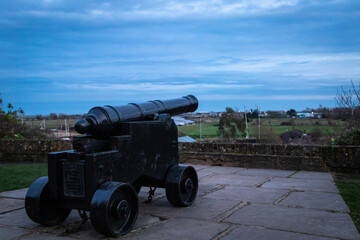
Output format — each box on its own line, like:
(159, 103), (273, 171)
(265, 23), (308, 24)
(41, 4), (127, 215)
(178, 121), (222, 139)
(24, 119), (78, 129)
(178, 118), (347, 140)
(24, 117), (347, 140)
(0, 164), (47, 192)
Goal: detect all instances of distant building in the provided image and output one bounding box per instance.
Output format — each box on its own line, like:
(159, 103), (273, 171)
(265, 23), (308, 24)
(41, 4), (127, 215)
(297, 112), (322, 118)
(178, 136), (197, 143)
(179, 112), (222, 118)
(172, 116), (195, 126)
(259, 113), (268, 117)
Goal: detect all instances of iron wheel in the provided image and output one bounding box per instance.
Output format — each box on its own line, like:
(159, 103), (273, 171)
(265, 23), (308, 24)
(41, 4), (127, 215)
(165, 165), (198, 207)
(25, 176), (71, 226)
(90, 182), (139, 237)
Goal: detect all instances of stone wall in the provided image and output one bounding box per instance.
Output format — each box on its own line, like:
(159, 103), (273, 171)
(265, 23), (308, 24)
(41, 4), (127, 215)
(0, 140), (359, 173)
(0, 140), (72, 162)
(179, 143), (360, 173)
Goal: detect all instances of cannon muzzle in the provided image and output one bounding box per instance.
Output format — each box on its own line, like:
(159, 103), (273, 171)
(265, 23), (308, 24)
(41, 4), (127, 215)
(75, 95), (198, 138)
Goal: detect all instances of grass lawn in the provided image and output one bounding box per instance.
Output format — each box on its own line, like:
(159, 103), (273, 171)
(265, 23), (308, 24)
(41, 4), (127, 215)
(178, 121), (220, 139)
(178, 121), (245, 139)
(178, 118), (346, 140)
(24, 119), (78, 129)
(248, 125), (340, 137)
(0, 164), (47, 192)
(335, 180), (360, 231)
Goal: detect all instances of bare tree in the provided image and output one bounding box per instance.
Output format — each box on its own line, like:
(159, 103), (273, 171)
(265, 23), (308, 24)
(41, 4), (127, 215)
(336, 80), (360, 126)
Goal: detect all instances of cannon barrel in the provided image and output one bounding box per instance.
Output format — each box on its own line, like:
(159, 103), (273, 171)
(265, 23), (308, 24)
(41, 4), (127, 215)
(75, 95), (198, 138)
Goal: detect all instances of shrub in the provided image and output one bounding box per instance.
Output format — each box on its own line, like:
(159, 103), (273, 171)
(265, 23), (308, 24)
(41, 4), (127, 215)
(0, 94), (50, 140)
(310, 128), (323, 142)
(336, 128), (360, 145)
(258, 125), (281, 144)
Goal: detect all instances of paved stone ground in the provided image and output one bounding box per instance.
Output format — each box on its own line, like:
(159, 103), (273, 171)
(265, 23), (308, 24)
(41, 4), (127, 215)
(0, 165), (359, 240)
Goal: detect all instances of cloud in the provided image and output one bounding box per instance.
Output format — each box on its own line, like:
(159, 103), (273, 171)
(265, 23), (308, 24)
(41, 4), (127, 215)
(200, 94), (335, 101)
(1, 53), (359, 90)
(64, 82), (264, 92)
(121, 0), (300, 19)
(0, 0), (303, 23)
(201, 53), (360, 81)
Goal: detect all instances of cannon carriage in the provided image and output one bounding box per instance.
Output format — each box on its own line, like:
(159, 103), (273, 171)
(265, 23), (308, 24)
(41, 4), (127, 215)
(25, 95), (199, 237)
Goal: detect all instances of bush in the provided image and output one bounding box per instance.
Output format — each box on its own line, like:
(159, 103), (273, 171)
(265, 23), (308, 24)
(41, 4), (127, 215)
(218, 107), (246, 140)
(0, 94), (50, 140)
(310, 128), (323, 142)
(336, 128), (360, 145)
(258, 125), (281, 144)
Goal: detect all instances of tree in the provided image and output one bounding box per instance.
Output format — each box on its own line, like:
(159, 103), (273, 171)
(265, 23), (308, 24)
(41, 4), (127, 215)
(335, 80), (360, 126)
(49, 113), (57, 120)
(0, 93), (48, 139)
(218, 107), (246, 140)
(333, 80), (360, 145)
(246, 109), (259, 122)
(266, 110), (285, 118)
(287, 109), (297, 117)
(58, 113), (67, 119)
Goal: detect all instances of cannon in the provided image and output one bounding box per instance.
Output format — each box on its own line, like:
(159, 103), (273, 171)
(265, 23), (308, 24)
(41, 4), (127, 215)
(25, 95), (199, 237)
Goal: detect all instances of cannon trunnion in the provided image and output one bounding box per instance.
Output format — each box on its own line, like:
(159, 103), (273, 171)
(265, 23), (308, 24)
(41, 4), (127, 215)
(25, 96), (199, 237)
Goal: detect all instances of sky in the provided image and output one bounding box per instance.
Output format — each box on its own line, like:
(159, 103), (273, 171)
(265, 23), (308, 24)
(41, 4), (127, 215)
(1, 0), (360, 115)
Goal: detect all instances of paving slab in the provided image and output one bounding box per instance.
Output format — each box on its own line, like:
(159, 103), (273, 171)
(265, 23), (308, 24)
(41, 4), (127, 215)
(279, 191), (350, 212)
(17, 232), (77, 240)
(196, 182), (224, 197)
(239, 168), (295, 178)
(261, 177), (339, 193)
(291, 171), (334, 181)
(196, 166), (244, 177)
(132, 213), (163, 230)
(125, 218), (230, 240)
(138, 187), (165, 202)
(0, 208), (38, 229)
(51, 211), (162, 239)
(68, 223), (106, 240)
(0, 188), (28, 199)
(201, 173), (268, 187)
(204, 185), (288, 204)
(137, 185), (221, 203)
(141, 196), (241, 220)
(196, 169), (217, 179)
(0, 226), (32, 239)
(0, 165), (358, 240)
(0, 209), (88, 236)
(225, 203), (360, 239)
(0, 198), (24, 213)
(191, 164), (211, 171)
(221, 225), (339, 240)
